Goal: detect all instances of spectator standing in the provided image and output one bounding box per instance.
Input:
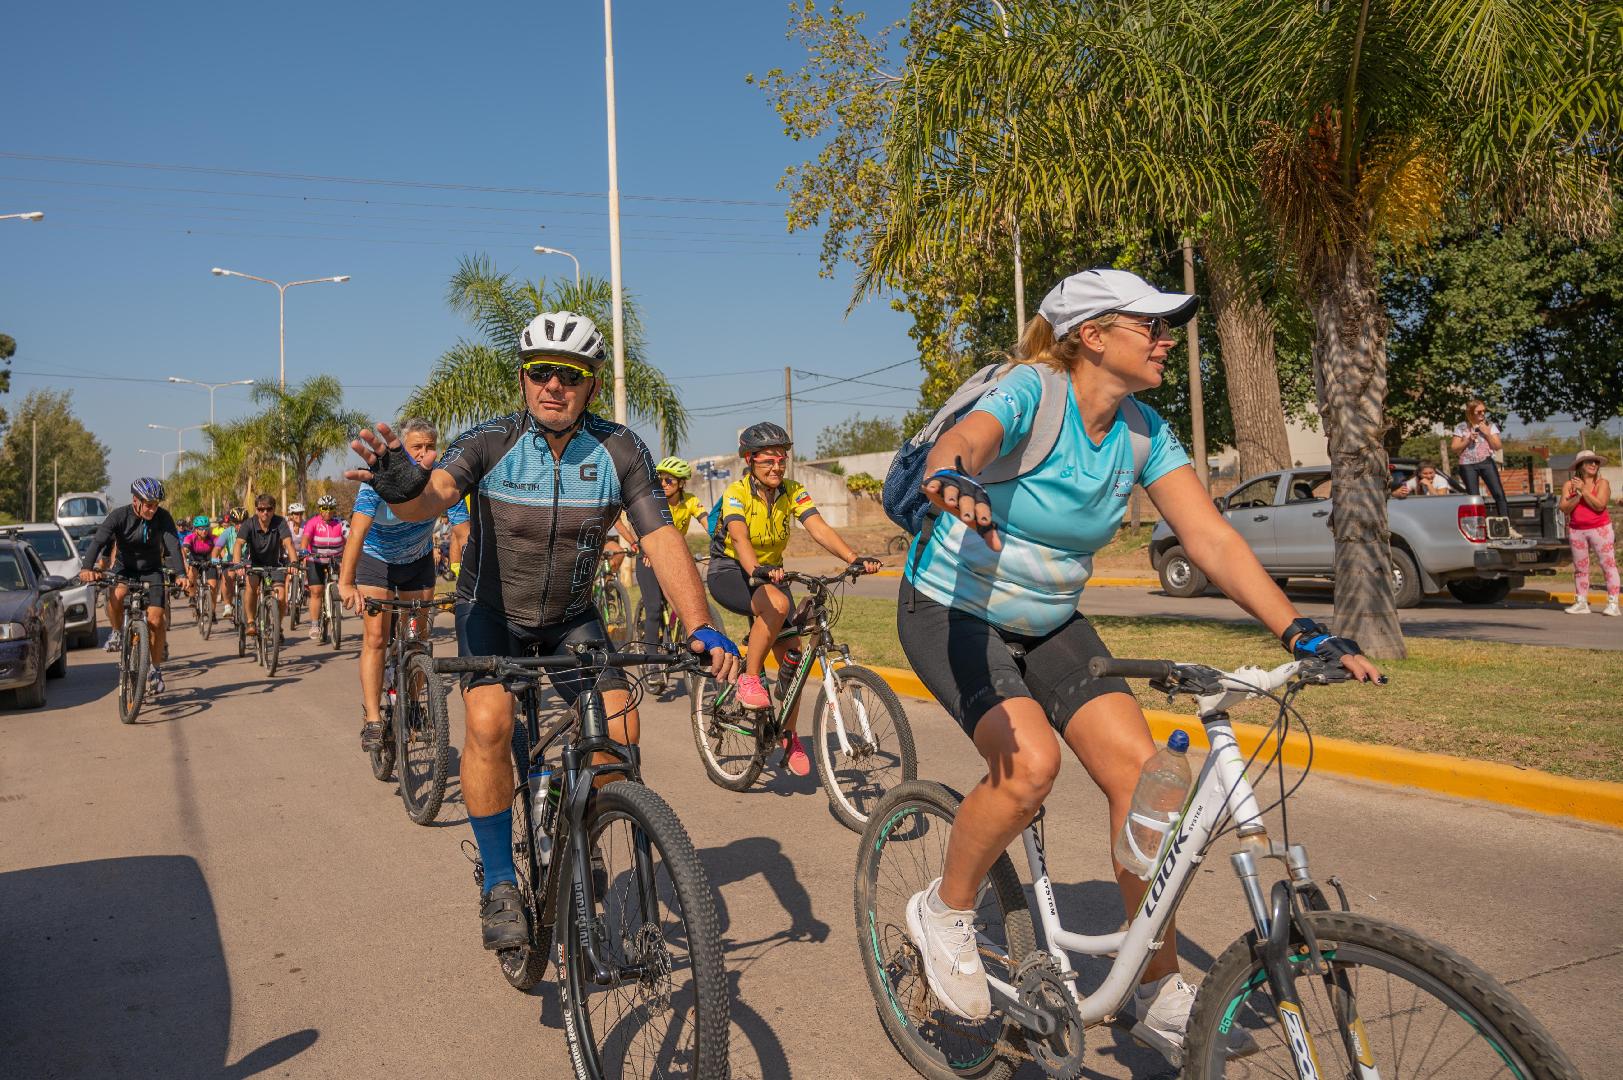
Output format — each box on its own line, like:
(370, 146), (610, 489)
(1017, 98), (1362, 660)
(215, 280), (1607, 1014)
(1560, 449), (1618, 616)
(1450, 400), (1508, 517)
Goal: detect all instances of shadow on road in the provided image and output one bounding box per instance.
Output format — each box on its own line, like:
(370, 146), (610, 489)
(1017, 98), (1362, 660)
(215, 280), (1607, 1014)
(0, 855), (318, 1078)
(700, 835), (830, 951)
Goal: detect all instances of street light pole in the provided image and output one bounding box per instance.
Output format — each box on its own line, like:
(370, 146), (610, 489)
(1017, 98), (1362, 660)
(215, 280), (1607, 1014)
(988, 0), (1026, 333)
(138, 448), (180, 479)
(0, 211), (45, 222)
(148, 423), (204, 466)
(533, 246), (582, 289)
(167, 376), (255, 427)
(212, 268), (349, 505)
(603, 0), (628, 425)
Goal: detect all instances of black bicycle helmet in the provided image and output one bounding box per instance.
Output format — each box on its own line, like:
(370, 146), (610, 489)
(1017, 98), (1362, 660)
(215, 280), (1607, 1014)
(738, 421), (791, 456)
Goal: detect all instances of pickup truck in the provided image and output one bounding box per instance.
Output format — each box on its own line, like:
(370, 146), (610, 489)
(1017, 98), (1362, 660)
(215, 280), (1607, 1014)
(1149, 466), (1570, 606)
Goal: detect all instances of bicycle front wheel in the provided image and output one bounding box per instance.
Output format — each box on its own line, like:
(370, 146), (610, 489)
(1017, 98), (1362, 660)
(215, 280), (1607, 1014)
(197, 589), (213, 640)
(261, 595), (281, 676)
(329, 587), (343, 650)
(1185, 909), (1579, 1079)
(558, 781), (728, 1080)
(812, 663), (917, 832)
(397, 652), (450, 825)
(855, 781), (1035, 1080)
(118, 619), (150, 725)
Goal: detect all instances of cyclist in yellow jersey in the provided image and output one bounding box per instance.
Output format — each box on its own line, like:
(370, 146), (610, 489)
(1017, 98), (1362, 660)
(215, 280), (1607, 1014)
(706, 422), (879, 775)
(621, 456), (707, 649)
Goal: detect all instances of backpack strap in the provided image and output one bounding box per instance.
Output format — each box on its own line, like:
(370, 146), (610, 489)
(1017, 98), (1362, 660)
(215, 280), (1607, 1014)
(1120, 395), (1152, 485)
(906, 362), (1006, 450)
(979, 364), (1070, 485)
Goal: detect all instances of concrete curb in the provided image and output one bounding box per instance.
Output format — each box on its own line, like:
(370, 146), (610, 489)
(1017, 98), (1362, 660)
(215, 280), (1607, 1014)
(854, 661), (1623, 830)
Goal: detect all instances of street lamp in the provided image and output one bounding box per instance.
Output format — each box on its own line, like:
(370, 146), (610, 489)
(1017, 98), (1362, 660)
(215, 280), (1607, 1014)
(211, 267), (349, 504)
(137, 448), (181, 479)
(167, 376), (255, 427)
(0, 211), (44, 222)
(533, 245), (582, 288)
(148, 422), (205, 463)
(603, 0), (627, 425)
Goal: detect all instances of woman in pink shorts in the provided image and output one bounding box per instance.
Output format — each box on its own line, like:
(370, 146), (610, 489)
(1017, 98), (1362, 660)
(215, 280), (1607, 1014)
(1561, 449), (1618, 616)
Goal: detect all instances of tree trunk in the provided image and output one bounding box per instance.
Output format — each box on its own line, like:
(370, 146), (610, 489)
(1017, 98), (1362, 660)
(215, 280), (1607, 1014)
(1205, 242), (1293, 478)
(1310, 243), (1406, 659)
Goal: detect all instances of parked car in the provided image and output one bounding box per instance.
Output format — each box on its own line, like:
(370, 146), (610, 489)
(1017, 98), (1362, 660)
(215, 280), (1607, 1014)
(0, 536), (70, 708)
(5, 524), (97, 648)
(1150, 466), (1569, 607)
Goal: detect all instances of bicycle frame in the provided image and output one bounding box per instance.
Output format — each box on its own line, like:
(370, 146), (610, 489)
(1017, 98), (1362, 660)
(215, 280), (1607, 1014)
(983, 669), (1289, 1028)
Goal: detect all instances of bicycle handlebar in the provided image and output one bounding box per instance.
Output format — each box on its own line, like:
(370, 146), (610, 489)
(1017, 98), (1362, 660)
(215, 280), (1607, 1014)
(1088, 658), (1178, 681)
(434, 644), (700, 679)
(779, 566), (863, 589)
(362, 595), (455, 615)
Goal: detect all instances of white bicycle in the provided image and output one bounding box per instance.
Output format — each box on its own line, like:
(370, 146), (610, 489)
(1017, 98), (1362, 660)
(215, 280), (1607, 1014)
(855, 656), (1578, 1079)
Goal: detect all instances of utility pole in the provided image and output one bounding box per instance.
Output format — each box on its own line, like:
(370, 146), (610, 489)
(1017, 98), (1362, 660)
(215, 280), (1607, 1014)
(30, 419), (37, 522)
(1182, 237), (1208, 490)
(52, 459), (58, 511)
(784, 366), (795, 481)
(604, 0), (628, 426)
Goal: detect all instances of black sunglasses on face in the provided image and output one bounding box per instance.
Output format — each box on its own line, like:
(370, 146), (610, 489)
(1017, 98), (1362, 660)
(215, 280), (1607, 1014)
(522, 362), (592, 388)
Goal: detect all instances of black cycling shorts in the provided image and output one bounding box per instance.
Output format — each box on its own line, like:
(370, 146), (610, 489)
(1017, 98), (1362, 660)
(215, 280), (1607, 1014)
(454, 601), (630, 700)
(304, 559), (336, 587)
(355, 552), (434, 592)
(114, 570), (170, 611)
(897, 577), (1131, 739)
(706, 556), (792, 618)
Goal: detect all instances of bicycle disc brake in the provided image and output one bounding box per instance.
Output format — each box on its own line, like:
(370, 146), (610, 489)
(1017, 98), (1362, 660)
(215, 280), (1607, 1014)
(1014, 955), (1085, 1080)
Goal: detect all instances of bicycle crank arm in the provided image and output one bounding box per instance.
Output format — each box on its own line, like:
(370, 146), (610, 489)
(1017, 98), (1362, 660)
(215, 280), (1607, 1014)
(987, 980), (1058, 1039)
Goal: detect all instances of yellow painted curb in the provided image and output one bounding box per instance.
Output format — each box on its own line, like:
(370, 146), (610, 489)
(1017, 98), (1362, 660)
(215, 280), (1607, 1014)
(857, 662), (1623, 830)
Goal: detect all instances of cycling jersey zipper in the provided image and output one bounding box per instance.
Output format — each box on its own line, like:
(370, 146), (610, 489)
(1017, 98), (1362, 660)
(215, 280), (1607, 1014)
(535, 429), (564, 618)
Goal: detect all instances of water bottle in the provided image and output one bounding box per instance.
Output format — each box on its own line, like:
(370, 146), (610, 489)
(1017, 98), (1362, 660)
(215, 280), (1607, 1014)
(529, 766), (555, 867)
(1114, 730), (1193, 880)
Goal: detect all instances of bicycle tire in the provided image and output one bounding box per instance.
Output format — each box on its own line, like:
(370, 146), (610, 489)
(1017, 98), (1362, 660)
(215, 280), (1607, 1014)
(397, 652), (451, 825)
(197, 588), (213, 640)
(1184, 909), (1579, 1079)
(287, 572), (301, 630)
(497, 721), (551, 991)
(329, 587), (343, 650)
(812, 664), (918, 833)
(632, 600), (665, 692)
(557, 781), (729, 1080)
(854, 781), (1036, 1080)
(236, 603), (247, 658)
(118, 618), (151, 725)
(599, 580), (631, 648)
(262, 593), (280, 676)
(687, 672), (766, 791)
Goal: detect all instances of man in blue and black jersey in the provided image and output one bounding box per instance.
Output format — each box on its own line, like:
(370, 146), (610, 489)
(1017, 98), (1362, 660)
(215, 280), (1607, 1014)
(347, 311), (740, 952)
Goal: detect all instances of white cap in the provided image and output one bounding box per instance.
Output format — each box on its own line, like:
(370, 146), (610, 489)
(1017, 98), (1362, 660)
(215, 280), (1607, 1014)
(1037, 268), (1199, 339)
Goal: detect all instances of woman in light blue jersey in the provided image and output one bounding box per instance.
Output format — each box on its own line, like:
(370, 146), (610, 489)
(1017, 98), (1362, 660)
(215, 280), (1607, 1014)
(896, 268), (1382, 1064)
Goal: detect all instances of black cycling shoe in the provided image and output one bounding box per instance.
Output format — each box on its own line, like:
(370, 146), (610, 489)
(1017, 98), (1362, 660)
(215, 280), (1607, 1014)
(360, 721), (385, 751)
(480, 881), (530, 951)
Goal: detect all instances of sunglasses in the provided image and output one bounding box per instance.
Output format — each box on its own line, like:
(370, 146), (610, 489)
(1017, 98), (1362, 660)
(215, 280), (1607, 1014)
(255, 506), (274, 513)
(1114, 316), (1175, 341)
(658, 475), (681, 484)
(522, 361), (593, 387)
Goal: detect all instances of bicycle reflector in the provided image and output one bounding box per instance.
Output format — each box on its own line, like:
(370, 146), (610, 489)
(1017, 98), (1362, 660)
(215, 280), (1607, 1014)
(1458, 504), (1487, 543)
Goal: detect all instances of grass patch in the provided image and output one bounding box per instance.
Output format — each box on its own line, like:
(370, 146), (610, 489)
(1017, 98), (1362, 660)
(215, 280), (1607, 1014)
(726, 593), (1623, 784)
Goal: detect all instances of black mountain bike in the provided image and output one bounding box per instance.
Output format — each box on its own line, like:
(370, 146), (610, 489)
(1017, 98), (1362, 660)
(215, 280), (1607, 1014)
(434, 644), (729, 1080)
(687, 567), (916, 831)
(188, 559), (216, 639)
(631, 588), (723, 693)
(364, 595), (454, 825)
(243, 567), (284, 676)
(91, 570), (174, 725)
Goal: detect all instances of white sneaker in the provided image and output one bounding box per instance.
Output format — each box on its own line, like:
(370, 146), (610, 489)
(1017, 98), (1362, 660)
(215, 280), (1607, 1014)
(220, 603), (234, 617)
(308, 625), (322, 641)
(103, 631), (122, 653)
(1604, 599), (1621, 617)
(147, 665), (164, 694)
(904, 879), (991, 1021)
(1565, 599), (1592, 615)
(1129, 973), (1258, 1067)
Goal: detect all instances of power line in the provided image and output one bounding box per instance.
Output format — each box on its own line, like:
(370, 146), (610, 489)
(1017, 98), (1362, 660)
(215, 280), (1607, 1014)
(0, 151), (787, 207)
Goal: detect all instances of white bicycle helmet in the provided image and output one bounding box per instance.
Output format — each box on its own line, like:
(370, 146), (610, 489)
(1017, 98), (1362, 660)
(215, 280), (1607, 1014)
(517, 311), (607, 371)
(288, 502), (306, 514)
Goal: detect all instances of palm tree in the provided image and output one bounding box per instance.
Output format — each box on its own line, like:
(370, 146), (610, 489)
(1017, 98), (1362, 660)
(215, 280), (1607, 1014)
(171, 416), (279, 516)
(404, 255), (688, 451)
(865, 0), (1618, 656)
(252, 375), (369, 507)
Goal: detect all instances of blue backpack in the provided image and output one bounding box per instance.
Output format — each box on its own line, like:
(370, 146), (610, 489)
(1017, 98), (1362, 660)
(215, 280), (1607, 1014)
(881, 361), (1152, 535)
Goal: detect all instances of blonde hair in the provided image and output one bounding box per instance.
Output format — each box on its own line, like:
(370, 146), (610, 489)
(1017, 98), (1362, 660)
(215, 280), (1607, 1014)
(1465, 399), (1487, 417)
(1011, 312), (1123, 374)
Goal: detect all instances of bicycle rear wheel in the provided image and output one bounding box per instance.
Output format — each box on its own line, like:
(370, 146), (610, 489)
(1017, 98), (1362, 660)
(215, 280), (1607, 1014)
(397, 652), (451, 825)
(118, 619), (150, 725)
(497, 721), (551, 991)
(1185, 909), (1579, 1079)
(854, 781), (1035, 1080)
(558, 780), (728, 1080)
(687, 673), (766, 790)
(812, 663), (917, 832)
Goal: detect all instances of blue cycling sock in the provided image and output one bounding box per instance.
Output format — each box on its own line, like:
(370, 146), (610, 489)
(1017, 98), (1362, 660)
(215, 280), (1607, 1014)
(468, 809), (517, 890)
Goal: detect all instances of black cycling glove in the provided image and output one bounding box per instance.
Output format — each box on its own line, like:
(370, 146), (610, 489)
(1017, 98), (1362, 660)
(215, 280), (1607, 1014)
(749, 565), (777, 584)
(1282, 617), (1363, 662)
(370, 442), (432, 504)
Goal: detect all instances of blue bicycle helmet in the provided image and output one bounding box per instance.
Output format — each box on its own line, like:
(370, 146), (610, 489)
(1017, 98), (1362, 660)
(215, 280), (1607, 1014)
(131, 477), (166, 502)
(192, 514), (210, 528)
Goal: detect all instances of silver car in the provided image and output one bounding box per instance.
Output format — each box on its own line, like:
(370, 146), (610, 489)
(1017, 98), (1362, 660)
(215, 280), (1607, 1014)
(10, 523), (98, 648)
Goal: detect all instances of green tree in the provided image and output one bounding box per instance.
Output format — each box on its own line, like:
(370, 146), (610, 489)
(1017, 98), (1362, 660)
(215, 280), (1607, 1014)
(814, 414), (903, 457)
(168, 416), (280, 517)
(0, 390), (109, 520)
(251, 375), (368, 506)
(0, 332), (14, 435)
(860, 0), (1618, 657)
(404, 256), (687, 451)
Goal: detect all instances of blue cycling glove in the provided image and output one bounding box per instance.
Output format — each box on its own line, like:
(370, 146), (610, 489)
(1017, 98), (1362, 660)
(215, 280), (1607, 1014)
(1283, 617), (1363, 662)
(688, 624), (740, 658)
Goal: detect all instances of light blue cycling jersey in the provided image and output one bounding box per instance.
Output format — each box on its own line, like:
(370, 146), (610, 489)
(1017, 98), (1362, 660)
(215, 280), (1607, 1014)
(354, 482), (468, 564)
(905, 364), (1190, 635)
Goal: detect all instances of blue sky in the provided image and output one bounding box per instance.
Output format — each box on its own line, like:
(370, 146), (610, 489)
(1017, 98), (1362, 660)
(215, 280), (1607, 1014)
(2, 0), (916, 500)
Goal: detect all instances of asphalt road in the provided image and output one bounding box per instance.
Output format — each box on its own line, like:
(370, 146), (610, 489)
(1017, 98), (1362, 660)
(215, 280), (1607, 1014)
(817, 567), (1623, 651)
(3, 612), (1620, 1079)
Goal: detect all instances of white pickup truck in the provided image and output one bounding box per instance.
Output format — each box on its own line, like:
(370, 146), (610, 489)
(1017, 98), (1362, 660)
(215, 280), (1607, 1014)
(1149, 466), (1570, 606)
